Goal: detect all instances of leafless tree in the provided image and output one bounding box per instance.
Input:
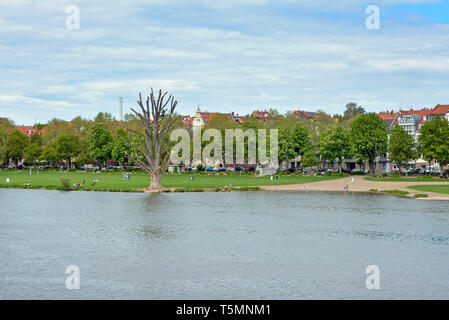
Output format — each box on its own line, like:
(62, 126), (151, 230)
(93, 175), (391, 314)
(122, 88), (181, 191)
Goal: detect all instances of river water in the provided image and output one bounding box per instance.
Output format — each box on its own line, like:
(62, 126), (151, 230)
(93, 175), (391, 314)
(0, 189), (448, 299)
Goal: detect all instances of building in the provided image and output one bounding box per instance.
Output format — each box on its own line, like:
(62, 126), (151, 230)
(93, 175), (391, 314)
(292, 110), (316, 120)
(15, 125), (46, 137)
(429, 104), (449, 122)
(376, 111), (398, 128)
(251, 110), (269, 122)
(192, 107), (206, 128)
(392, 108), (432, 137)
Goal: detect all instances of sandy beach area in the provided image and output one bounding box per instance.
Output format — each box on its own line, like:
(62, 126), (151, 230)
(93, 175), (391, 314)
(261, 176), (449, 200)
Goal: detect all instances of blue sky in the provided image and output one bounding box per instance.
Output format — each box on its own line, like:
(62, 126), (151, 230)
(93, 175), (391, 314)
(1, 0), (449, 124)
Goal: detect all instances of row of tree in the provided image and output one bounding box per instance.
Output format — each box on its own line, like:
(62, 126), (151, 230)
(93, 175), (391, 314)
(1, 104), (449, 176)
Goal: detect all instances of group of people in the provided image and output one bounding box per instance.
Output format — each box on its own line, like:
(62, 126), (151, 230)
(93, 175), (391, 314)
(73, 180), (88, 187)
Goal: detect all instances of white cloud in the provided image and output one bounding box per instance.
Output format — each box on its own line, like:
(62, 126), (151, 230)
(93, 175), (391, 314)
(0, 0), (449, 124)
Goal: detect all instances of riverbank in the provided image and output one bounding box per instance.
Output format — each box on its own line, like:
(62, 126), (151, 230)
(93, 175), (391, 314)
(0, 170), (339, 192)
(261, 176), (449, 200)
(2, 171), (449, 199)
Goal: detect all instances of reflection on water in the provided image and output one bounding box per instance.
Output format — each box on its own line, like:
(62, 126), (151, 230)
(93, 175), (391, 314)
(136, 225), (177, 241)
(0, 189), (448, 299)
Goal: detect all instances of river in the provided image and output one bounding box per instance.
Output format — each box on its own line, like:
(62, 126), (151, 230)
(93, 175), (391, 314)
(0, 189), (448, 299)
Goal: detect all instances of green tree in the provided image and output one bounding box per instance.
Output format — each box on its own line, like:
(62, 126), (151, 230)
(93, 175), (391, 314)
(24, 144), (43, 167)
(25, 133), (44, 167)
(0, 118), (15, 164)
(389, 125), (417, 173)
(40, 145), (59, 167)
(29, 133), (43, 146)
(4, 130), (28, 167)
(343, 102), (366, 119)
(349, 114), (388, 174)
(419, 116), (449, 177)
(88, 123), (113, 168)
(241, 115), (262, 131)
(302, 111), (334, 147)
(278, 126), (296, 165)
(301, 149), (318, 168)
(56, 135), (78, 169)
(319, 125), (350, 172)
(112, 129), (131, 165)
(292, 123), (312, 156)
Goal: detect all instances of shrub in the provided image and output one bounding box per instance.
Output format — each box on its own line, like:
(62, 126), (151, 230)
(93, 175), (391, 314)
(382, 173), (388, 177)
(381, 189), (409, 196)
(392, 172), (400, 178)
(59, 178), (72, 191)
(414, 193), (428, 198)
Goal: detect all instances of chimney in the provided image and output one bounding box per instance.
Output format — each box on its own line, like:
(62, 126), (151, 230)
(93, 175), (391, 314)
(119, 97), (123, 122)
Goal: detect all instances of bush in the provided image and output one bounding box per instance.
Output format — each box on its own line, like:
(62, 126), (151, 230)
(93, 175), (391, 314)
(392, 172), (400, 178)
(414, 193), (428, 198)
(196, 164), (204, 172)
(59, 178), (72, 191)
(382, 173), (388, 177)
(381, 189), (409, 196)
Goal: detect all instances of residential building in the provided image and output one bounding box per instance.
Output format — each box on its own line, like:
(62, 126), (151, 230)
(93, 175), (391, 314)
(15, 125), (46, 137)
(292, 110), (316, 120)
(251, 110), (268, 122)
(428, 104), (449, 122)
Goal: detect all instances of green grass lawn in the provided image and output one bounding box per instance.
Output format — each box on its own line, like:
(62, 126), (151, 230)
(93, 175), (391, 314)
(0, 170), (341, 192)
(407, 185), (449, 195)
(365, 176), (448, 182)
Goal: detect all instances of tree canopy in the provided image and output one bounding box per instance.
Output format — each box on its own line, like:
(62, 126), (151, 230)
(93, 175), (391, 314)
(389, 125), (417, 171)
(319, 125), (350, 171)
(349, 113), (388, 173)
(419, 116), (449, 176)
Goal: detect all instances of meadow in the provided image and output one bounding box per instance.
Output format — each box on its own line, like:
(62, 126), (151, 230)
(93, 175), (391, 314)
(0, 170), (340, 192)
(407, 184), (449, 195)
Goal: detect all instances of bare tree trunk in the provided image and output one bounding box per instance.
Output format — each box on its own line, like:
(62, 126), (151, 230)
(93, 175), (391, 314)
(149, 173), (162, 191)
(121, 88), (181, 192)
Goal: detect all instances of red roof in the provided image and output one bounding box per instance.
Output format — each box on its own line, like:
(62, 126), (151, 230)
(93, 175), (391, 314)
(182, 116), (193, 126)
(251, 110), (268, 122)
(15, 125), (46, 137)
(293, 110), (316, 119)
(430, 104), (449, 115)
(376, 112), (397, 121)
(200, 112), (231, 120)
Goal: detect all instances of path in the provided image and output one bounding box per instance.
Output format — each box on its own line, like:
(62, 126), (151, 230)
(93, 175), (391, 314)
(260, 176), (449, 200)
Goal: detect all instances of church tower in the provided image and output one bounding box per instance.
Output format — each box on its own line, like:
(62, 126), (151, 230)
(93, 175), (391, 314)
(193, 106), (205, 128)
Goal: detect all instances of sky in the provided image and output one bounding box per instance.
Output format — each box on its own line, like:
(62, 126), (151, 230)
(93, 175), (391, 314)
(1, 0), (449, 125)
